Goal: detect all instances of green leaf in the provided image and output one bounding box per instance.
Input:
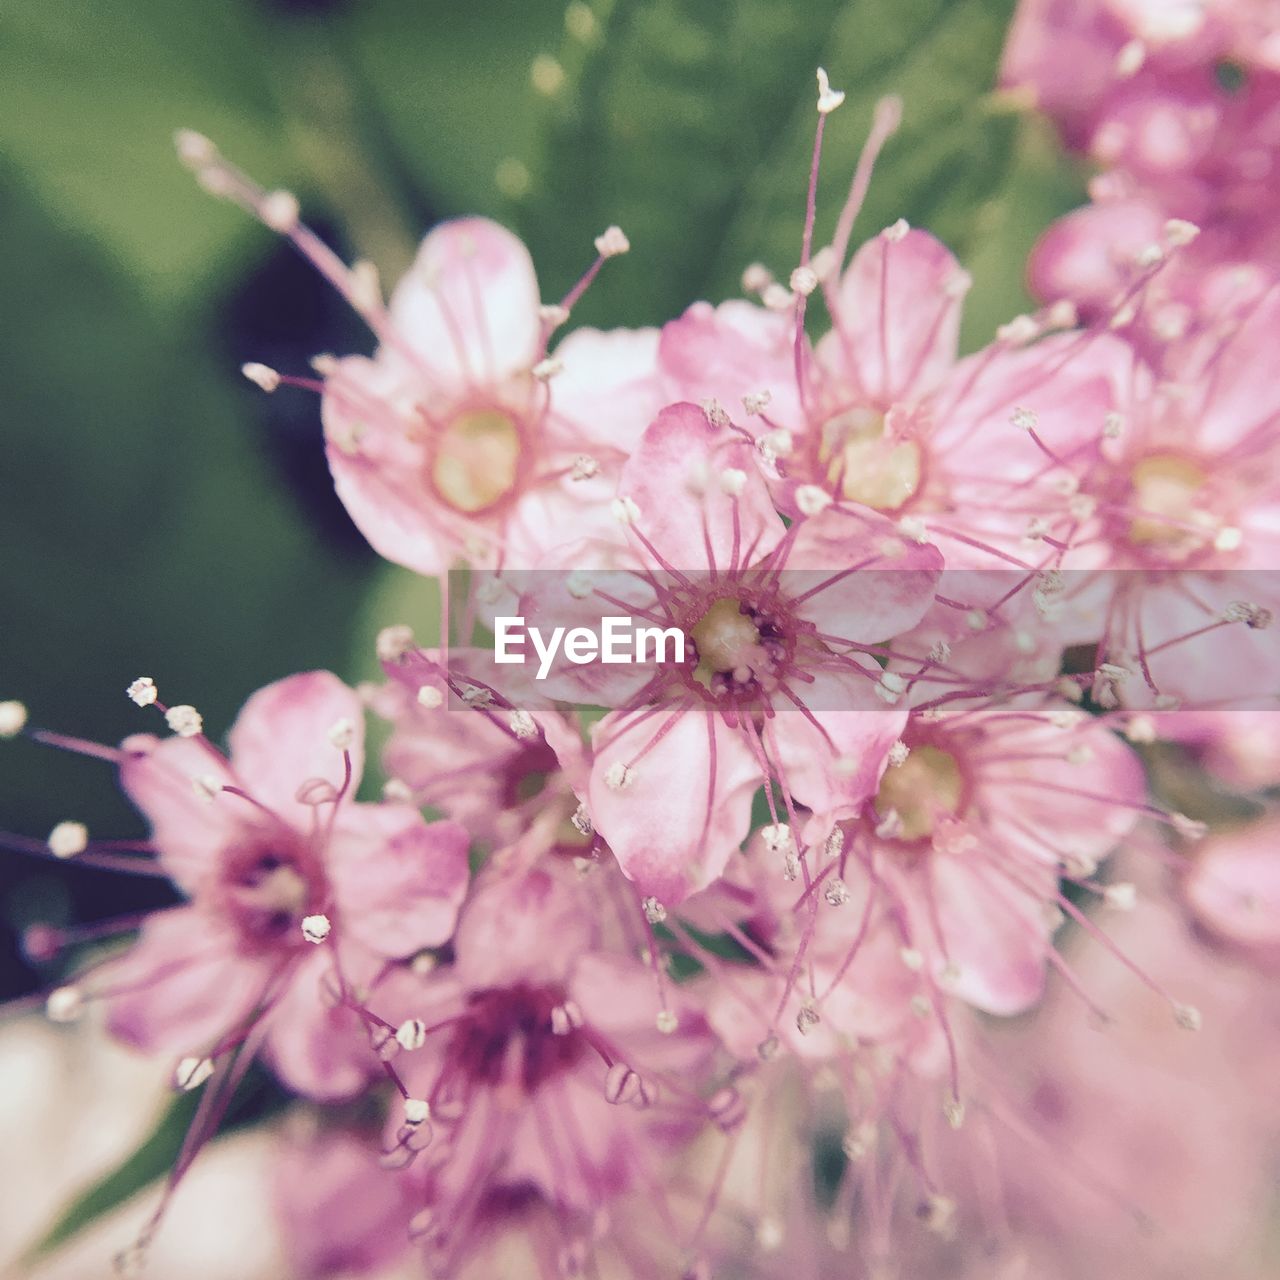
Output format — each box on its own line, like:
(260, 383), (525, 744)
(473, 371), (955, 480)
(513, 0), (1022, 329)
(0, 0), (292, 315)
(0, 171), (373, 843)
(339, 0), (568, 223)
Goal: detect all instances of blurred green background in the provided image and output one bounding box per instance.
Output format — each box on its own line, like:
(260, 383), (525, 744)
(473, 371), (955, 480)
(0, 0), (1085, 997)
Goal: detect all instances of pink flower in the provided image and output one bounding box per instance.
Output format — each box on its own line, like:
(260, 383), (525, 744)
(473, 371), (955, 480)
(273, 1131), (416, 1280)
(529, 400), (942, 905)
(102, 672), (470, 1099)
(368, 850), (720, 1272)
(1184, 817), (1280, 957)
(320, 219), (663, 575)
(658, 227), (971, 520)
(1004, 0), (1280, 320)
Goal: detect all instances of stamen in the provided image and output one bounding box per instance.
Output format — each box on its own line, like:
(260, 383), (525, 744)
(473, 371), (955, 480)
(240, 362), (281, 393)
(164, 705), (203, 738)
(125, 678), (158, 708)
(47, 821), (89, 859)
(301, 914), (332, 944)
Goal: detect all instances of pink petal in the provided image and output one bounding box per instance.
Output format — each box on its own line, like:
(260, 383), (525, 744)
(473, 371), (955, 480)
(550, 325), (664, 455)
(388, 218), (541, 387)
(657, 300), (801, 433)
(227, 672), (365, 823)
(818, 229), (966, 404)
(118, 736), (238, 892)
(323, 355), (454, 577)
(588, 704), (760, 904)
(1185, 821), (1280, 951)
(619, 401), (784, 573)
(784, 505), (943, 642)
(262, 950), (380, 1101)
(104, 907), (267, 1055)
(327, 806), (470, 958)
(453, 861), (599, 988)
(928, 855), (1051, 1015)
(768, 689), (907, 825)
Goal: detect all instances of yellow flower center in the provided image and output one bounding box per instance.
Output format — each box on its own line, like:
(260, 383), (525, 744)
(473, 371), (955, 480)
(873, 746), (963, 841)
(431, 409), (522, 514)
(1127, 454), (1207, 547)
(690, 598), (763, 677)
(820, 408), (922, 511)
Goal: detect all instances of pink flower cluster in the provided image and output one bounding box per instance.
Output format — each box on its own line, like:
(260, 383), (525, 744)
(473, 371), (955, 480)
(4, 59), (1280, 1280)
(1004, 0), (1280, 342)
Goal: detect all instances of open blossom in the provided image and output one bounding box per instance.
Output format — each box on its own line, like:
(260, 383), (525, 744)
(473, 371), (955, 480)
(1004, 0), (1280, 324)
(369, 844), (721, 1274)
(371, 645), (589, 854)
(521, 399), (942, 905)
(320, 219), (664, 575)
(659, 225), (972, 519)
(102, 672), (470, 1098)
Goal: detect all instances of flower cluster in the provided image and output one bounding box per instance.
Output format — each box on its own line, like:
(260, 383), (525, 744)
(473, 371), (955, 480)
(4, 51), (1280, 1280)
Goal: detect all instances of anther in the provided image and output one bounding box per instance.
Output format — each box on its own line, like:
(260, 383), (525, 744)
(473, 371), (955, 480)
(301, 914), (331, 944)
(396, 1018), (428, 1051)
(824, 878), (850, 906)
(327, 718), (357, 750)
(260, 190), (301, 233)
(48, 821), (89, 859)
(604, 761), (634, 790)
(795, 1002), (821, 1035)
(1163, 218), (1200, 247)
(125, 677), (158, 708)
(1010, 406), (1038, 431)
(642, 896), (667, 924)
(174, 129), (218, 169)
(46, 986), (84, 1023)
(611, 496), (641, 525)
(570, 454), (599, 481)
(403, 1098), (430, 1126)
(594, 226), (630, 257)
(815, 67), (845, 114)
(0, 700), (27, 738)
(1103, 882), (1137, 911)
(376, 624), (415, 663)
(192, 773), (222, 803)
(550, 1001), (584, 1035)
(605, 1062), (645, 1105)
(656, 1009), (678, 1034)
(795, 484), (832, 517)
(508, 708), (538, 739)
(881, 218), (910, 243)
(742, 390), (772, 416)
(241, 362), (280, 393)
(417, 685), (444, 709)
(789, 265), (819, 296)
(718, 468), (747, 497)
(570, 802), (593, 836)
(997, 314), (1040, 345)
(349, 260), (381, 314)
(533, 355), (564, 380)
(1173, 1003), (1202, 1031)
(1222, 601), (1272, 629)
(165, 705), (203, 738)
